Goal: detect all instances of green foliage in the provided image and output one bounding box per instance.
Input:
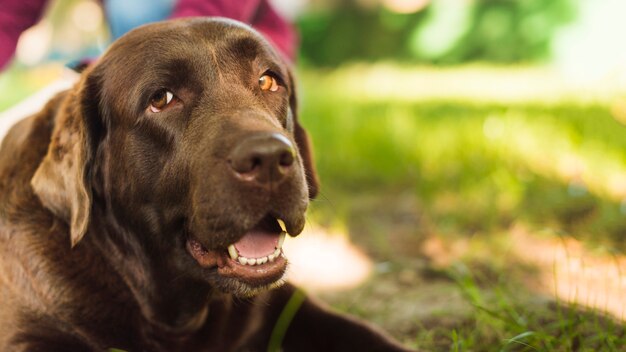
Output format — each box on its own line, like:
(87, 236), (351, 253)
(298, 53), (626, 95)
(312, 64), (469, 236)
(298, 7), (428, 66)
(297, 0), (576, 66)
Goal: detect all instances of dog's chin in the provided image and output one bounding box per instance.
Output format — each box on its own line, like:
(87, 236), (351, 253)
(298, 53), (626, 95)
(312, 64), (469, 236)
(185, 214), (293, 296)
(211, 275), (288, 298)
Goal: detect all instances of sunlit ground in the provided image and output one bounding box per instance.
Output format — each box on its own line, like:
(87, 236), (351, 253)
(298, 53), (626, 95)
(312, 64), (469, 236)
(422, 225), (626, 322)
(510, 226), (625, 322)
(2, 62), (626, 350)
(284, 226), (372, 292)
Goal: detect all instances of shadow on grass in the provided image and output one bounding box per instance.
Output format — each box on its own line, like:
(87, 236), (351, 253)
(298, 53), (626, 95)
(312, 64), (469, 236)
(311, 198), (626, 350)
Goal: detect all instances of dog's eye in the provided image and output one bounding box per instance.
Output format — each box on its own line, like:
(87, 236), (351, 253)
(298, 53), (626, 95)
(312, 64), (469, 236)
(259, 74), (279, 92)
(149, 89), (175, 113)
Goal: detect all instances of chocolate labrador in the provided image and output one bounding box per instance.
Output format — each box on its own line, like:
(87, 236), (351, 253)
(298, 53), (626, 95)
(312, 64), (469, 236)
(0, 18), (411, 351)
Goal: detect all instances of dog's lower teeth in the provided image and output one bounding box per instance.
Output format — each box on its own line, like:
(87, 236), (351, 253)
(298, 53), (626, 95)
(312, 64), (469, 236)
(234, 251), (284, 266)
(229, 232), (286, 266)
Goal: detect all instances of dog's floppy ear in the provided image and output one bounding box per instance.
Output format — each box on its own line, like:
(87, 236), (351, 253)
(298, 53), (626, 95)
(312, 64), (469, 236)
(288, 70), (319, 199)
(31, 70), (101, 247)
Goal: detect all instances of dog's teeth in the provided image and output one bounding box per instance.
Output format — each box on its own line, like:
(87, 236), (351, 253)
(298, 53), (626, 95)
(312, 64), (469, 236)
(277, 232), (286, 248)
(228, 245), (239, 260)
(166, 91), (173, 104)
(236, 252), (283, 266)
(277, 219), (287, 232)
(232, 227), (287, 266)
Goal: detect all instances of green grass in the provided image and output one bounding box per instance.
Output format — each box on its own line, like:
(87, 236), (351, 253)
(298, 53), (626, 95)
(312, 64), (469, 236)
(300, 95), (626, 252)
(445, 264), (625, 351)
(0, 64), (62, 112)
(298, 66), (626, 350)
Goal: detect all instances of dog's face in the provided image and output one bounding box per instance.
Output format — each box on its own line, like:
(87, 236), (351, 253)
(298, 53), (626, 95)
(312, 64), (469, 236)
(31, 18), (318, 297)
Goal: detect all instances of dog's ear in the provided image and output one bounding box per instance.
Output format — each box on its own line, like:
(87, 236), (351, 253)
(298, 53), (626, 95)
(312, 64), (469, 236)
(288, 70), (319, 199)
(31, 69), (101, 247)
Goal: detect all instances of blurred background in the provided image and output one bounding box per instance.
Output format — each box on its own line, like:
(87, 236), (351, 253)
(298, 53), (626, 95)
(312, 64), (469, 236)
(1, 0), (625, 350)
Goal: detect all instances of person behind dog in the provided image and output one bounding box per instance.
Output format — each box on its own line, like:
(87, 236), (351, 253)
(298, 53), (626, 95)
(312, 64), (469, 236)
(0, 0), (297, 72)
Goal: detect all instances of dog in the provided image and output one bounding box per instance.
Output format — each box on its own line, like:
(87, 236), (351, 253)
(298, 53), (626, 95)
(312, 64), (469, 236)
(0, 18), (412, 351)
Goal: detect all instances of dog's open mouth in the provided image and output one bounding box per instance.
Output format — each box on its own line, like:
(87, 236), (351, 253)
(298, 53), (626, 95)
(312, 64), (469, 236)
(186, 215), (288, 287)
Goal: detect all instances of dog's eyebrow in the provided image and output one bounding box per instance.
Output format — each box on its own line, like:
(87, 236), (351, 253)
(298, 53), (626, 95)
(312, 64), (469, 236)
(229, 37), (260, 60)
(124, 58), (198, 116)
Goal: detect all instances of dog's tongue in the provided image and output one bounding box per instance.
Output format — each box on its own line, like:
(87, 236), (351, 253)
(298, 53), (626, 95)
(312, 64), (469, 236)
(234, 229), (280, 258)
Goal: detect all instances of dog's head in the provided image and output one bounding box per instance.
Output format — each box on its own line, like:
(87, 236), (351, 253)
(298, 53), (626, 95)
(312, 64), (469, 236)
(31, 18), (318, 297)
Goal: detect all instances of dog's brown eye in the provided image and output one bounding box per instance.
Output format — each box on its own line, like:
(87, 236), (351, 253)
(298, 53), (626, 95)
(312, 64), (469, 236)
(149, 89), (175, 113)
(259, 74), (279, 92)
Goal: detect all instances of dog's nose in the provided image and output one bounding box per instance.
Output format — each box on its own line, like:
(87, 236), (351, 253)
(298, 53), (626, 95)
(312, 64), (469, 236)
(229, 133), (296, 186)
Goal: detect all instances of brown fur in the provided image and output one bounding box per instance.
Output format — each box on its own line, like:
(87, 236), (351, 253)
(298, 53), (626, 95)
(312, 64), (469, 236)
(0, 18), (411, 351)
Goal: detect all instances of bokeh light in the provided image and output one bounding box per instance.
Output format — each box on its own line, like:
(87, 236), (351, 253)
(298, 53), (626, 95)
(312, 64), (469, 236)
(553, 0), (626, 85)
(382, 0), (430, 14)
(72, 0), (104, 32)
(15, 20), (53, 66)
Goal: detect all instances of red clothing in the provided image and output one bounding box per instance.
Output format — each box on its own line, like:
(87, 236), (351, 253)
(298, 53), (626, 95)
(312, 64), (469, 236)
(0, 0), (48, 70)
(0, 0), (297, 70)
(172, 0), (296, 61)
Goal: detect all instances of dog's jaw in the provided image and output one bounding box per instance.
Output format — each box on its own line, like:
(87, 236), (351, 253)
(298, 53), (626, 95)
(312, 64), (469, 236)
(185, 215), (293, 296)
